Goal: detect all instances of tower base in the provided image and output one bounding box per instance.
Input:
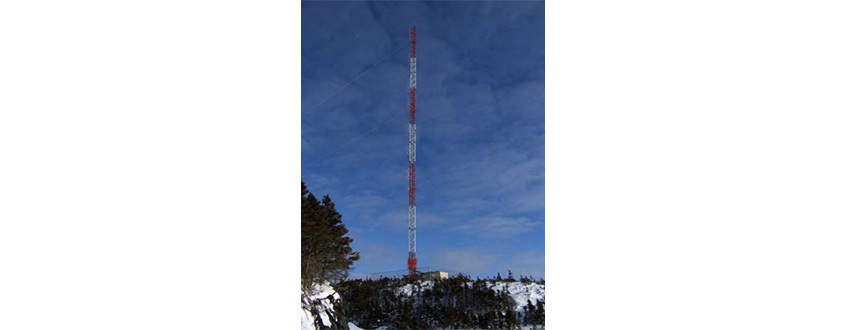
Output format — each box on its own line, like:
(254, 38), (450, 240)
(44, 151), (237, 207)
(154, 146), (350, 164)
(407, 257), (417, 274)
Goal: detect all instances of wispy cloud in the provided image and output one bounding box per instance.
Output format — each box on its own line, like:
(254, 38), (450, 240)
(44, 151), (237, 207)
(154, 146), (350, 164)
(371, 207), (453, 231)
(429, 248), (497, 275)
(374, 208), (408, 231)
(351, 243), (407, 275)
(504, 251), (545, 279)
(456, 216), (542, 239)
(426, 248), (544, 279)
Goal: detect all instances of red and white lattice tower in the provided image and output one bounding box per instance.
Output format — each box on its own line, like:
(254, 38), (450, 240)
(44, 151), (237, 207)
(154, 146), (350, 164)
(407, 26), (418, 275)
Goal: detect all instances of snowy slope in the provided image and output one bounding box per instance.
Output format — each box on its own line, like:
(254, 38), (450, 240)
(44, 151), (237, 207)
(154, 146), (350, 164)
(396, 280), (434, 297)
(302, 283), (373, 330)
(488, 281), (545, 311)
(396, 280), (545, 311)
(301, 283), (345, 330)
(305, 280), (544, 329)
(301, 284), (332, 330)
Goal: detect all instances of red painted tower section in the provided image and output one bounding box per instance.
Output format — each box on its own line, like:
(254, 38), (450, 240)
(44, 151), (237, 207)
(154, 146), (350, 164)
(407, 26), (418, 275)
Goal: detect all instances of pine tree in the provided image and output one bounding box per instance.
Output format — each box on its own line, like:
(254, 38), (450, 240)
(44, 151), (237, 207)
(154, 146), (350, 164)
(535, 300), (545, 325)
(301, 182), (322, 289)
(524, 299), (536, 324)
(318, 194), (359, 283)
(505, 307), (519, 329)
(301, 181), (360, 291)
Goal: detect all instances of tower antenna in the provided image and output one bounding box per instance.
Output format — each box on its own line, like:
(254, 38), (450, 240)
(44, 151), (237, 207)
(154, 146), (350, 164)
(407, 26), (418, 275)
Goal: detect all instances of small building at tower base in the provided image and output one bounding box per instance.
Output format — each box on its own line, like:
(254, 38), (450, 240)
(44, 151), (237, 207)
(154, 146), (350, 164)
(420, 271), (449, 281)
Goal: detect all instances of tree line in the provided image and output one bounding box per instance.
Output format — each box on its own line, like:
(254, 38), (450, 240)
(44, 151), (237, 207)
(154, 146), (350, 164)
(337, 275), (545, 329)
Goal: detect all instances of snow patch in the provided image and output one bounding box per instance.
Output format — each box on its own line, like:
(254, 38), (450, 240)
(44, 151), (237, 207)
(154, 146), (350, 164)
(488, 281), (545, 311)
(301, 283), (344, 330)
(394, 280), (544, 311)
(396, 280), (434, 297)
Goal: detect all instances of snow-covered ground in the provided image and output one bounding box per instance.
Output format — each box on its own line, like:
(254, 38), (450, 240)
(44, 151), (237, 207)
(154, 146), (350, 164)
(304, 281), (544, 329)
(396, 280), (435, 297)
(301, 283), (344, 330)
(302, 283), (376, 330)
(488, 281), (545, 311)
(396, 280), (545, 311)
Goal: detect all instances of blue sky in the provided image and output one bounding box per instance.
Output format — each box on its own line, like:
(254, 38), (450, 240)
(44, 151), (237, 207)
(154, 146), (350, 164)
(301, 1), (544, 279)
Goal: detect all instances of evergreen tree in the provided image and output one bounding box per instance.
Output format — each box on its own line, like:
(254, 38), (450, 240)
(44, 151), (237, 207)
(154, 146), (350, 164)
(524, 299), (536, 324)
(301, 181), (360, 291)
(505, 307), (519, 329)
(535, 300), (545, 325)
(301, 182), (322, 289)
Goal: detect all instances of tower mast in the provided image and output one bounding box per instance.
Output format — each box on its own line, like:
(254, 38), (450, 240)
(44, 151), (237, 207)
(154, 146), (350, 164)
(407, 26), (418, 275)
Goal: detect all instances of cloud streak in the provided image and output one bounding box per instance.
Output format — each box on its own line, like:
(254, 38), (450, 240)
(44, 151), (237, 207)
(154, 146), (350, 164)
(456, 216), (542, 239)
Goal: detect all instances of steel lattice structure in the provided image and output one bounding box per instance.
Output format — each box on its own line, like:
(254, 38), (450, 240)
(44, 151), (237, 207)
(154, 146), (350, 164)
(407, 26), (418, 275)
